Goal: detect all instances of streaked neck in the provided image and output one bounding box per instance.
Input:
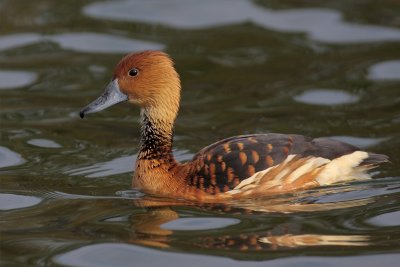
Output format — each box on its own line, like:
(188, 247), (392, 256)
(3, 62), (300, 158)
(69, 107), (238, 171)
(138, 108), (174, 161)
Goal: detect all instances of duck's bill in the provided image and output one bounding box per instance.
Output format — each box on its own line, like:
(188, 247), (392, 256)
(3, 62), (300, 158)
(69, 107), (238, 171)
(79, 79), (128, 118)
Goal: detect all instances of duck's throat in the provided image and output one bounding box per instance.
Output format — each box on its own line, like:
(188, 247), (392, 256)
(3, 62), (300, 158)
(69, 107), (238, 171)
(138, 109), (174, 161)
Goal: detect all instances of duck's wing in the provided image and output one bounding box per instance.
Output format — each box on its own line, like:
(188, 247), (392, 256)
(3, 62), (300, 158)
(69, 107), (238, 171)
(187, 134), (387, 194)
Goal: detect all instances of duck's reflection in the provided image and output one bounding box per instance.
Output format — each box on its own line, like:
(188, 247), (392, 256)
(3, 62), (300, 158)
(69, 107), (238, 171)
(259, 234), (370, 248)
(131, 207), (179, 248)
(129, 193), (372, 250)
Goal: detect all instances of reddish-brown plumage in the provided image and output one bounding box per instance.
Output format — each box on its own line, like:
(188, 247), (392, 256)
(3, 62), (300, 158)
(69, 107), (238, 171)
(80, 50), (389, 202)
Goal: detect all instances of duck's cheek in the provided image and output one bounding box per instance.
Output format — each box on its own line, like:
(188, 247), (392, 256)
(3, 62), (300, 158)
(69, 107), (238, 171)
(79, 79), (128, 118)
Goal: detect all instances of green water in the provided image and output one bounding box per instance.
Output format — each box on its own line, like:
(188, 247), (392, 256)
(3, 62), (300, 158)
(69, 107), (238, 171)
(1, 0), (399, 266)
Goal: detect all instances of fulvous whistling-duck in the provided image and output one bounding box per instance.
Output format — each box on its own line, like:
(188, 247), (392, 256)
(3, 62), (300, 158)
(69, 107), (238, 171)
(80, 51), (388, 202)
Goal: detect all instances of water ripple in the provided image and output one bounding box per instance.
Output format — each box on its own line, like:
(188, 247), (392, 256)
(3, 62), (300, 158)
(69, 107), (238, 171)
(49, 32), (164, 54)
(83, 0), (400, 44)
(66, 150), (193, 178)
(0, 32), (164, 54)
(52, 243), (400, 267)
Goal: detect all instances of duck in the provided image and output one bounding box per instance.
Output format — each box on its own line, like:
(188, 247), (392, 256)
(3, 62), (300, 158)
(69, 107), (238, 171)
(80, 50), (388, 202)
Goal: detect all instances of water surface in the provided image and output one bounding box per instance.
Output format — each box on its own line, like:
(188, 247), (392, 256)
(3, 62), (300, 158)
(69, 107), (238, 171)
(1, 0), (399, 266)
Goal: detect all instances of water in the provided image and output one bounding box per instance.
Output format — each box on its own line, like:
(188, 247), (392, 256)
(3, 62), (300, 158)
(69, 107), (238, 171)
(1, 0), (399, 266)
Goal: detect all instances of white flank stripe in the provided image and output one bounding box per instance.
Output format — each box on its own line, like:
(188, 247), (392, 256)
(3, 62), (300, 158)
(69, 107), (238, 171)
(226, 151), (372, 195)
(286, 157), (329, 183)
(227, 155), (296, 194)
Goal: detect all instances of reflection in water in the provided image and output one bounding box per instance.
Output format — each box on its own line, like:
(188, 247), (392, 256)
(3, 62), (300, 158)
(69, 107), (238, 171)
(293, 89), (359, 105)
(53, 242), (265, 267)
(66, 155), (136, 178)
(259, 234), (369, 248)
(53, 242), (400, 267)
(131, 207), (180, 248)
(27, 138), (62, 148)
(368, 60), (400, 81)
(253, 8), (400, 44)
(228, 197), (374, 213)
(0, 193), (41, 210)
(0, 33), (41, 50)
(130, 207), (372, 250)
(0, 32), (164, 54)
(1, 178), (397, 266)
(161, 217), (240, 231)
(366, 211), (400, 227)
(0, 70), (38, 90)
(52, 196), (377, 266)
(127, 184), (378, 250)
(0, 146), (26, 168)
(43, 190), (144, 200)
(83, 0), (250, 29)
(49, 33), (164, 53)
(83, 0), (400, 44)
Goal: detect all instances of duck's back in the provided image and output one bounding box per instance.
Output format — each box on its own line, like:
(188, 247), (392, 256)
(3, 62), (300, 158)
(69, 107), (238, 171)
(186, 134), (387, 195)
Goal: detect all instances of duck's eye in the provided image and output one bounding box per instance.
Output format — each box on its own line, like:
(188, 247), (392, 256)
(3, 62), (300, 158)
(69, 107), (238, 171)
(128, 68), (139, 77)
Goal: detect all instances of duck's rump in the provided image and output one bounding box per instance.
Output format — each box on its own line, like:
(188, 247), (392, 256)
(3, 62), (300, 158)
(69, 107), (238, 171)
(187, 134), (388, 194)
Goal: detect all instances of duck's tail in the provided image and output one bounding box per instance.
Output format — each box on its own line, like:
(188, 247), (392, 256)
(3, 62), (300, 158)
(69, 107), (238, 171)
(360, 153), (389, 167)
(314, 151), (388, 186)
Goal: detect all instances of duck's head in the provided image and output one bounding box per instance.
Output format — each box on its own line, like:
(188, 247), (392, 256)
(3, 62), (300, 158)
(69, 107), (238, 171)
(80, 51), (181, 120)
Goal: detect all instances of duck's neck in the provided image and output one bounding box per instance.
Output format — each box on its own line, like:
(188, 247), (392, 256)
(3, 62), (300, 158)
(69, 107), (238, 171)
(138, 108), (175, 162)
(134, 107), (190, 197)
(137, 70), (181, 164)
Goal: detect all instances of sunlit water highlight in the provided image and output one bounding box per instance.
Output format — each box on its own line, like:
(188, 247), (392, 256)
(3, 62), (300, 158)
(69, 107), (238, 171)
(0, 146), (26, 168)
(368, 60), (400, 81)
(293, 89), (359, 105)
(0, 193), (42, 210)
(27, 138), (62, 148)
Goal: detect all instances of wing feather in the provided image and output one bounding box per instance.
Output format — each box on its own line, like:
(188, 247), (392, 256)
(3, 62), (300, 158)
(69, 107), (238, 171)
(186, 133), (381, 194)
